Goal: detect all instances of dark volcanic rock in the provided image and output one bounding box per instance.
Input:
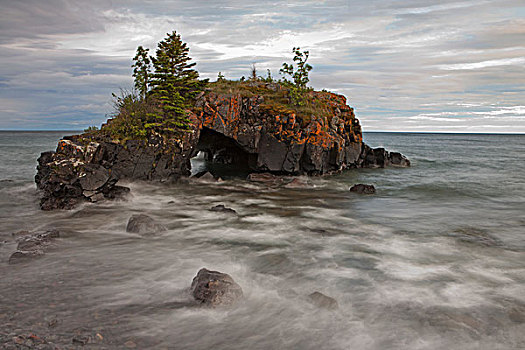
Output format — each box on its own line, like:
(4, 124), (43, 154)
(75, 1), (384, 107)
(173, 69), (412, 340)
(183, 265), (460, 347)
(126, 214), (166, 235)
(191, 268), (243, 307)
(350, 184), (376, 194)
(359, 145), (410, 168)
(35, 134), (193, 210)
(307, 291), (339, 310)
(210, 204), (237, 214)
(102, 185), (131, 200)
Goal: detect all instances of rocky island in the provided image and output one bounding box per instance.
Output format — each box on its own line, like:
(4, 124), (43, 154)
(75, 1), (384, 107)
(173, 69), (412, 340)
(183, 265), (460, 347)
(34, 32), (409, 210)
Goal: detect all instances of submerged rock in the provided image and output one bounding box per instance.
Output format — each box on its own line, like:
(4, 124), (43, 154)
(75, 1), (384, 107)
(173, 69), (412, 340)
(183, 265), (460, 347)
(307, 291), (339, 310)
(9, 249), (45, 264)
(283, 177), (312, 189)
(247, 173), (313, 189)
(450, 227), (504, 247)
(17, 230), (59, 246)
(350, 184), (376, 194)
(252, 253), (292, 275)
(210, 204), (237, 214)
(192, 171), (217, 181)
(191, 268), (243, 307)
(246, 172), (285, 186)
(8, 229), (60, 264)
(126, 214), (166, 235)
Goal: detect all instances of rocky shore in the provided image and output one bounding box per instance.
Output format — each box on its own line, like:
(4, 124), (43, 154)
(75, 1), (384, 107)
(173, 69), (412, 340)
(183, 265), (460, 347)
(35, 86), (409, 210)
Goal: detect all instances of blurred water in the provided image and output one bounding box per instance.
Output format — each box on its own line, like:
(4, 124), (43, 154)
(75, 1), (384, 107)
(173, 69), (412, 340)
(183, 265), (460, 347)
(0, 131), (524, 349)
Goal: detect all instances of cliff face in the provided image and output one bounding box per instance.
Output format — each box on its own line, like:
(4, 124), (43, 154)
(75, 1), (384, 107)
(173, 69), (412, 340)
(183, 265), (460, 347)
(35, 86), (409, 210)
(194, 89), (364, 175)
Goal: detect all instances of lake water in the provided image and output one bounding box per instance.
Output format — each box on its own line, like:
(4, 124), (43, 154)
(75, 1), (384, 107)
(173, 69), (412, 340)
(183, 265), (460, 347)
(0, 131), (524, 349)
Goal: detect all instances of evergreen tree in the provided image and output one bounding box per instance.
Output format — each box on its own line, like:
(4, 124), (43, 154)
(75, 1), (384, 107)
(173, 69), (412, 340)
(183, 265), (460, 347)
(149, 31), (205, 132)
(132, 46), (151, 100)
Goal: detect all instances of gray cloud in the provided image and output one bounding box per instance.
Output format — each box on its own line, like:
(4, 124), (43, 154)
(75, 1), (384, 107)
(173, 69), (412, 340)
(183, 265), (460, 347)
(0, 0), (523, 132)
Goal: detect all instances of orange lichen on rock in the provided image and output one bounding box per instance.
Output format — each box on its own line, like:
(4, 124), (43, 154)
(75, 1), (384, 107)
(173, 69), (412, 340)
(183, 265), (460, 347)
(191, 83), (366, 174)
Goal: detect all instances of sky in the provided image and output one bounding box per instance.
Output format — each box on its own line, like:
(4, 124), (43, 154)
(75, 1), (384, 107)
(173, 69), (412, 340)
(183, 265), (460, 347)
(0, 0), (524, 132)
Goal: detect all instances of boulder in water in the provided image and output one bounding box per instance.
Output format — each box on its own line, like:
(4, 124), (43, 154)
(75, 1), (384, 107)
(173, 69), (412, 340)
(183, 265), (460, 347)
(350, 184), (376, 194)
(193, 171), (218, 182)
(9, 249), (45, 264)
(126, 214), (166, 235)
(308, 291), (339, 310)
(283, 177), (312, 189)
(359, 145), (410, 168)
(8, 229), (60, 264)
(247, 172), (283, 186)
(210, 204), (237, 214)
(16, 229), (59, 249)
(191, 268), (243, 307)
(247, 173), (304, 188)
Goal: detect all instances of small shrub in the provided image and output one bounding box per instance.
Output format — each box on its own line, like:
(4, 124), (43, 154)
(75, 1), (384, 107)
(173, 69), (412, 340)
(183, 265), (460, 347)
(84, 126), (99, 133)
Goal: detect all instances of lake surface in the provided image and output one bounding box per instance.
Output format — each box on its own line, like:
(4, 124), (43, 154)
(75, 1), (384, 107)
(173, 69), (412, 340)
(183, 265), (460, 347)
(0, 131), (524, 349)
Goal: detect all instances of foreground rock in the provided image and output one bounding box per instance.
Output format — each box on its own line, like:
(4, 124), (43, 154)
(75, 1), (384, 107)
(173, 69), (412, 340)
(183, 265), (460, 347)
(210, 204), (237, 214)
(126, 214), (166, 235)
(350, 184), (376, 194)
(8, 229), (59, 264)
(307, 291), (339, 310)
(35, 86), (409, 210)
(191, 268), (243, 307)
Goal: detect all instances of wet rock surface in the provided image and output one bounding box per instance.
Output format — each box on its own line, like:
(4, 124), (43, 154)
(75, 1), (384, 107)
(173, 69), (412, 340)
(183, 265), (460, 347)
(350, 184), (376, 194)
(246, 172), (285, 186)
(35, 134), (192, 210)
(210, 204), (237, 214)
(8, 230), (59, 264)
(449, 227), (505, 247)
(192, 171), (218, 181)
(191, 268), (243, 307)
(359, 145), (411, 168)
(126, 214), (166, 235)
(307, 292), (339, 310)
(246, 173), (312, 188)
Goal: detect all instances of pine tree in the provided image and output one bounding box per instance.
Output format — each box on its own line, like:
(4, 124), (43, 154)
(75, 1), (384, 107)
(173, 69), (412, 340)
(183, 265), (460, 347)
(132, 46), (151, 100)
(149, 31), (204, 132)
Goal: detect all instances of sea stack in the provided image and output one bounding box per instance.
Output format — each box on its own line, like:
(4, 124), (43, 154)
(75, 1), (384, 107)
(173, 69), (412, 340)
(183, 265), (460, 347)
(35, 82), (409, 210)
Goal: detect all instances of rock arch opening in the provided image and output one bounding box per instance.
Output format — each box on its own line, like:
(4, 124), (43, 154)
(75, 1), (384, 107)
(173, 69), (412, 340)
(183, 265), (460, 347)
(190, 127), (257, 178)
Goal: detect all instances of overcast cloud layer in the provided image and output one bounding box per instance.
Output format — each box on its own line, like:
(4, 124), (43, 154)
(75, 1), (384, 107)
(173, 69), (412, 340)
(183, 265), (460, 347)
(0, 0), (524, 132)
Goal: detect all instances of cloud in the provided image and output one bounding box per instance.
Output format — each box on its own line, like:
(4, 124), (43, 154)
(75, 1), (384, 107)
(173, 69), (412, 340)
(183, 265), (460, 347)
(0, 0), (524, 132)
(438, 57), (525, 70)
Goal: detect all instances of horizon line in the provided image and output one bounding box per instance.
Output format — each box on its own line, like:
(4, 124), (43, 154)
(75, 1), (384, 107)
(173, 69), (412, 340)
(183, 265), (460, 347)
(1, 129), (524, 135)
